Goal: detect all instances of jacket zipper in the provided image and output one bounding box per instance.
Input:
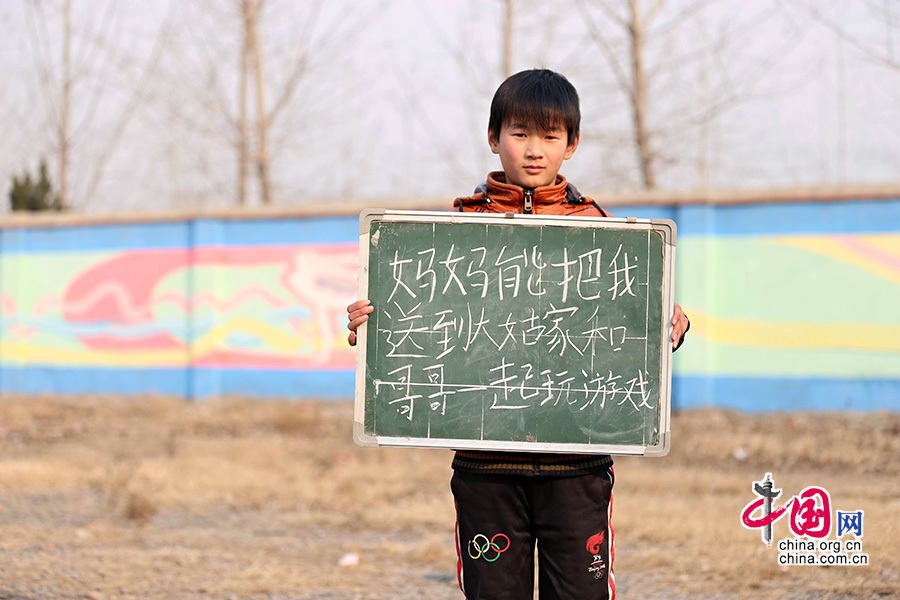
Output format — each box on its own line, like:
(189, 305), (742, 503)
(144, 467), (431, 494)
(523, 189), (533, 214)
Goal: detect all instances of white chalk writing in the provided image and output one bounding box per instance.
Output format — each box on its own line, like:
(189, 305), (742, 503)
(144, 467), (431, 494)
(373, 232), (657, 430)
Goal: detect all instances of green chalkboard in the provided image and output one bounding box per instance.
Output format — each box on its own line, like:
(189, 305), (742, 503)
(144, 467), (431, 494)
(354, 210), (675, 456)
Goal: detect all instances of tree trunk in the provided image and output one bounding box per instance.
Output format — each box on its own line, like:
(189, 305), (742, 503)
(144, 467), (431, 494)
(247, 0), (271, 205)
(628, 0), (656, 189)
(59, 0), (72, 210)
(238, 0), (251, 206)
(503, 0), (514, 78)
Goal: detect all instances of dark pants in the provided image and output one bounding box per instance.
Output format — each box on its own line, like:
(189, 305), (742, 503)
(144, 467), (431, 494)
(452, 467), (615, 600)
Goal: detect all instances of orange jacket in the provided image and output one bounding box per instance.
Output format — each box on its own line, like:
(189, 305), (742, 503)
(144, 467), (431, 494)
(453, 171), (612, 217)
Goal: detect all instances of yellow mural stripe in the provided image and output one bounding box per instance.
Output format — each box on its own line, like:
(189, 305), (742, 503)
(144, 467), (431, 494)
(688, 310), (900, 352)
(0, 318), (339, 366)
(0, 342), (185, 366)
(192, 318), (303, 354)
(775, 235), (900, 287)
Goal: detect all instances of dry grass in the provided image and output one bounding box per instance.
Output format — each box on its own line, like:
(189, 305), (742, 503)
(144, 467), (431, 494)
(0, 395), (898, 599)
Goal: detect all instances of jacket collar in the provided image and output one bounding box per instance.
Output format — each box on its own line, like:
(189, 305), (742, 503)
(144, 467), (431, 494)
(485, 171), (569, 208)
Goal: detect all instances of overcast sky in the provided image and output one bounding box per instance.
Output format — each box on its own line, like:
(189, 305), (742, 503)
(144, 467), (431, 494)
(1, 0), (899, 214)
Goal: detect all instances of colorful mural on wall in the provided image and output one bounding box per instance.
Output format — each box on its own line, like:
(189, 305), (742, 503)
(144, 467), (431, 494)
(0, 197), (897, 410)
(0, 218), (361, 398)
(667, 200), (900, 411)
(0, 245), (357, 367)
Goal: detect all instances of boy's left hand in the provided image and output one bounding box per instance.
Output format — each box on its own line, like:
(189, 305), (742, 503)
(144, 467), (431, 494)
(671, 303), (690, 350)
(346, 299), (373, 347)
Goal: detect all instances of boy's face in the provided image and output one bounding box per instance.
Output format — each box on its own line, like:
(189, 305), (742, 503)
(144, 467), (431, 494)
(488, 121), (579, 189)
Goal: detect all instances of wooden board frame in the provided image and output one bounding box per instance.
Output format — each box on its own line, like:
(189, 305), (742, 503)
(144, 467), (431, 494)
(354, 209), (675, 456)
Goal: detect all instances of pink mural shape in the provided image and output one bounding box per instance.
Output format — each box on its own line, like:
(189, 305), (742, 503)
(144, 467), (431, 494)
(836, 236), (900, 273)
(282, 246), (359, 366)
(80, 333), (185, 351)
(193, 349), (355, 369)
(59, 245), (358, 368)
(9, 323), (38, 340)
(154, 288), (294, 313)
(63, 250), (188, 324)
(62, 247), (296, 326)
(1, 292), (16, 315)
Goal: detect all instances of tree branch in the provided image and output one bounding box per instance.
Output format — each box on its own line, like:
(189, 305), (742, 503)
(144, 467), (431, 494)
(577, 0), (634, 96)
(794, 1), (900, 71)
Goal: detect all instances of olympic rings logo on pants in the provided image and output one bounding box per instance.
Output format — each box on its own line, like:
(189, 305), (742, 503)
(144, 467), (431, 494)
(467, 533), (511, 562)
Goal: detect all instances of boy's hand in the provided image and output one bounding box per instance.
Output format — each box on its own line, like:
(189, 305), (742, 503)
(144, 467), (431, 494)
(671, 303), (690, 350)
(346, 299), (373, 347)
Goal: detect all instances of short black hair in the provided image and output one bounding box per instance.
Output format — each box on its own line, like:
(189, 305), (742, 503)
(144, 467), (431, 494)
(488, 69), (580, 146)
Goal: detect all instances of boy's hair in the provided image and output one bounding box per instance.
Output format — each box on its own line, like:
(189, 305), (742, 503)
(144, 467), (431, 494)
(488, 69), (580, 146)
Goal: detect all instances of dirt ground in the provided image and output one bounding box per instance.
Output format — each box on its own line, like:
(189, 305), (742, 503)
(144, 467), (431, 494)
(0, 395), (898, 600)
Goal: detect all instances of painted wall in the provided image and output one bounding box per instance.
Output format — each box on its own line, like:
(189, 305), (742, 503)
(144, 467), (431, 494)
(0, 217), (359, 399)
(1, 197), (897, 411)
(624, 198), (900, 411)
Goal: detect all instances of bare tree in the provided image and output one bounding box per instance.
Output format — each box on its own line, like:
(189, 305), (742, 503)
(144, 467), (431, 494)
(59, 0), (71, 209)
(22, 0), (174, 211)
(158, 0), (382, 207)
(781, 2), (900, 184)
(410, 0), (797, 193)
(576, 0), (804, 190)
(23, 0), (76, 209)
(503, 0), (515, 79)
(244, 0), (272, 204)
(626, 0), (654, 188)
(237, 2), (252, 205)
(411, 0), (535, 190)
(795, 1), (900, 72)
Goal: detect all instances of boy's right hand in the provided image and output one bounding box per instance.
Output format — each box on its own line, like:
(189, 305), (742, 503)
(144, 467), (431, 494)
(346, 299), (373, 347)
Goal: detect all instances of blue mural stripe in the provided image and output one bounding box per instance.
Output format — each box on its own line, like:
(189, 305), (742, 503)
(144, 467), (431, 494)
(192, 216), (358, 246)
(0, 366), (354, 400)
(673, 375), (900, 412)
(6, 367), (896, 412)
(0, 366), (190, 397)
(4, 202), (896, 252)
(0, 215), (360, 253)
(0, 222), (191, 252)
(191, 368), (354, 399)
(618, 199), (900, 237)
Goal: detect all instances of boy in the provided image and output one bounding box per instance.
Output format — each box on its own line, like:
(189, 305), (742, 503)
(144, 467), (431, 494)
(347, 69), (689, 600)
